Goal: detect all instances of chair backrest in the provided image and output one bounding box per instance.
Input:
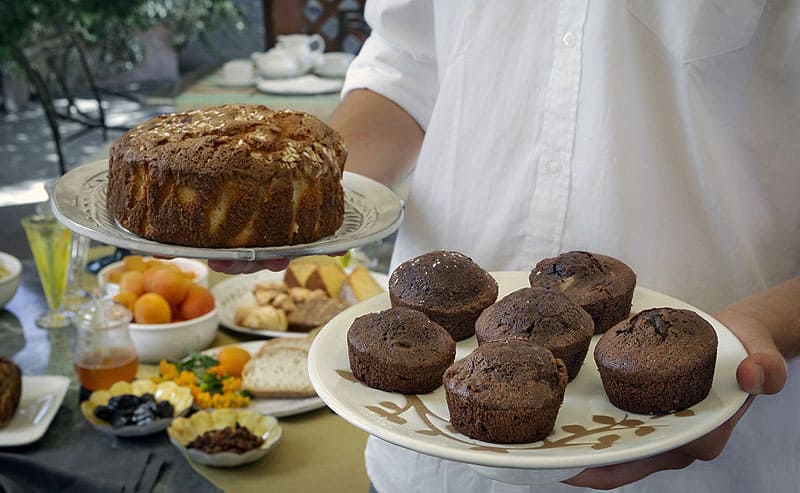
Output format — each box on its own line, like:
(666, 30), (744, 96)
(264, 0), (370, 53)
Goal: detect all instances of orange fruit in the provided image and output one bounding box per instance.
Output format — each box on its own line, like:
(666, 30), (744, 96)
(118, 270), (144, 296)
(112, 291), (138, 312)
(141, 266), (162, 293)
(178, 284), (215, 320)
(217, 346), (251, 378)
(122, 255), (147, 272)
(150, 268), (190, 305)
(133, 293), (172, 324)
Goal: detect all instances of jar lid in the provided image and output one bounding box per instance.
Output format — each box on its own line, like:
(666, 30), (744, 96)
(73, 298), (132, 331)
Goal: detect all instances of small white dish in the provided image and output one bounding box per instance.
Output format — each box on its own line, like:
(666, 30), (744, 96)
(0, 251), (22, 309)
(128, 307), (219, 364)
(314, 52), (354, 78)
(0, 375), (69, 447)
(168, 409), (282, 467)
(80, 380), (193, 437)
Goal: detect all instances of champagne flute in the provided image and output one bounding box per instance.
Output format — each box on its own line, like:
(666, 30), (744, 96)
(21, 213), (73, 329)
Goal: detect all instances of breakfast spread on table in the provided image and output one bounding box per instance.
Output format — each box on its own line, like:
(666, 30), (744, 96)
(345, 249), (720, 444)
(105, 104), (347, 249)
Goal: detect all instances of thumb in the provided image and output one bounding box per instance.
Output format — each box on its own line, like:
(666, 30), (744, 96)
(715, 309), (787, 395)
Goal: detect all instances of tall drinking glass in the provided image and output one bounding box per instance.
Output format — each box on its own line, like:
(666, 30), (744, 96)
(21, 213), (73, 329)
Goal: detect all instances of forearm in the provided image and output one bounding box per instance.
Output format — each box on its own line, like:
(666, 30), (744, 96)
(328, 89), (424, 188)
(715, 275), (800, 360)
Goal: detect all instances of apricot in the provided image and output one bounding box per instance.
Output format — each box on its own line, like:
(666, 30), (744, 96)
(118, 270), (144, 296)
(141, 266), (161, 293)
(217, 346), (251, 378)
(122, 255), (147, 272)
(112, 291), (138, 312)
(150, 268), (190, 306)
(133, 293), (172, 324)
(179, 284), (215, 320)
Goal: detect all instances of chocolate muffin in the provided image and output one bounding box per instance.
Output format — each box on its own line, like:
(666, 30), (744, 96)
(529, 251), (636, 334)
(389, 251), (498, 341)
(444, 340), (568, 444)
(347, 307), (456, 394)
(594, 307), (718, 414)
(475, 287), (594, 381)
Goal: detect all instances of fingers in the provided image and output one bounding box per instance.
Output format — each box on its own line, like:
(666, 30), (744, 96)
(564, 450), (694, 490)
(715, 309), (788, 395)
(207, 259), (291, 274)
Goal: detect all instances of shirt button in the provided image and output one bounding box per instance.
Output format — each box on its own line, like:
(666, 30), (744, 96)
(562, 31), (576, 47)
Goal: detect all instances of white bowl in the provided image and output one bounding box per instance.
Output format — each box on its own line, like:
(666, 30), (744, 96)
(129, 308), (219, 363)
(0, 251), (22, 309)
(98, 257), (209, 296)
(168, 409), (282, 467)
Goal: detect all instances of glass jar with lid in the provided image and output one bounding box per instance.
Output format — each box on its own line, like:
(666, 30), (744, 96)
(72, 299), (139, 392)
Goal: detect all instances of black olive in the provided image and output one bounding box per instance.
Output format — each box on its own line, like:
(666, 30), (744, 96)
(108, 394), (139, 410)
(111, 413), (133, 428)
(155, 401), (174, 418)
(93, 405), (114, 422)
(138, 393), (156, 404)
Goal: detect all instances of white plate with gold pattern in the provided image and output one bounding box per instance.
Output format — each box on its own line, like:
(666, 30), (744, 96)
(308, 272), (749, 482)
(51, 160), (403, 261)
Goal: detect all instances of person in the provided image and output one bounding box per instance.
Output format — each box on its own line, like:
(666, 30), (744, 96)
(214, 1), (799, 491)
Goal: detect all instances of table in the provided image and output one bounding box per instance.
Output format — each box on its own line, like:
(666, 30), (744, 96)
(1, 247), (371, 492)
(174, 63), (342, 120)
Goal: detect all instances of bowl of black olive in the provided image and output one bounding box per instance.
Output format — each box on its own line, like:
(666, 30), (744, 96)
(168, 409), (282, 467)
(80, 380), (193, 437)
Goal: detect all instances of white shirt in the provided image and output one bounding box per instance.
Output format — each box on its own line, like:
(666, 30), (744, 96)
(342, 1), (800, 492)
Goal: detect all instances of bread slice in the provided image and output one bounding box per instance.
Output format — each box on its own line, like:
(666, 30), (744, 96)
(347, 266), (384, 301)
(255, 336), (312, 357)
(242, 346), (316, 398)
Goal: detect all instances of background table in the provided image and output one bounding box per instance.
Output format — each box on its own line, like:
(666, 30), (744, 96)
(174, 63), (342, 120)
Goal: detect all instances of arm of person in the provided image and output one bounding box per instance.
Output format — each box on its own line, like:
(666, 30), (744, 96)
(565, 275), (799, 489)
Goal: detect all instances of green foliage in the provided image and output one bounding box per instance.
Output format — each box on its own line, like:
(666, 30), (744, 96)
(0, 0), (244, 72)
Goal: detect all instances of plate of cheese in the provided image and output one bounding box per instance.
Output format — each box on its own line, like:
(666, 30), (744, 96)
(212, 256), (388, 338)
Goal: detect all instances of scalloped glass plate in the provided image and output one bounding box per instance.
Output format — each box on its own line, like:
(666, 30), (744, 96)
(211, 269), (388, 339)
(308, 272), (749, 480)
(80, 380), (193, 437)
(51, 160), (403, 261)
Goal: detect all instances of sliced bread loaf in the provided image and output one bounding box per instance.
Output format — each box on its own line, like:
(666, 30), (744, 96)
(242, 346), (316, 398)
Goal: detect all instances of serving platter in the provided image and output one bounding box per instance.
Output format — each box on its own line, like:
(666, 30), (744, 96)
(203, 341), (326, 417)
(212, 268), (388, 339)
(51, 160), (403, 261)
(307, 272), (749, 481)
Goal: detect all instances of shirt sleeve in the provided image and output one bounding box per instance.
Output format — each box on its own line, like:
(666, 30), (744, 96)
(341, 0), (438, 130)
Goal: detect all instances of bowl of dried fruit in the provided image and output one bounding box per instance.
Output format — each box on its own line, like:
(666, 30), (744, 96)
(98, 255), (218, 363)
(168, 409), (282, 467)
(80, 380), (193, 436)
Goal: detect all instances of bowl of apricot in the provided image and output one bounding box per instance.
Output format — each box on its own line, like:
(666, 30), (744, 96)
(101, 256), (218, 363)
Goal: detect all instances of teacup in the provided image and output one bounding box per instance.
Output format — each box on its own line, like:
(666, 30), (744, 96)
(252, 48), (303, 79)
(221, 60), (255, 86)
(276, 33), (325, 73)
(314, 51), (355, 78)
